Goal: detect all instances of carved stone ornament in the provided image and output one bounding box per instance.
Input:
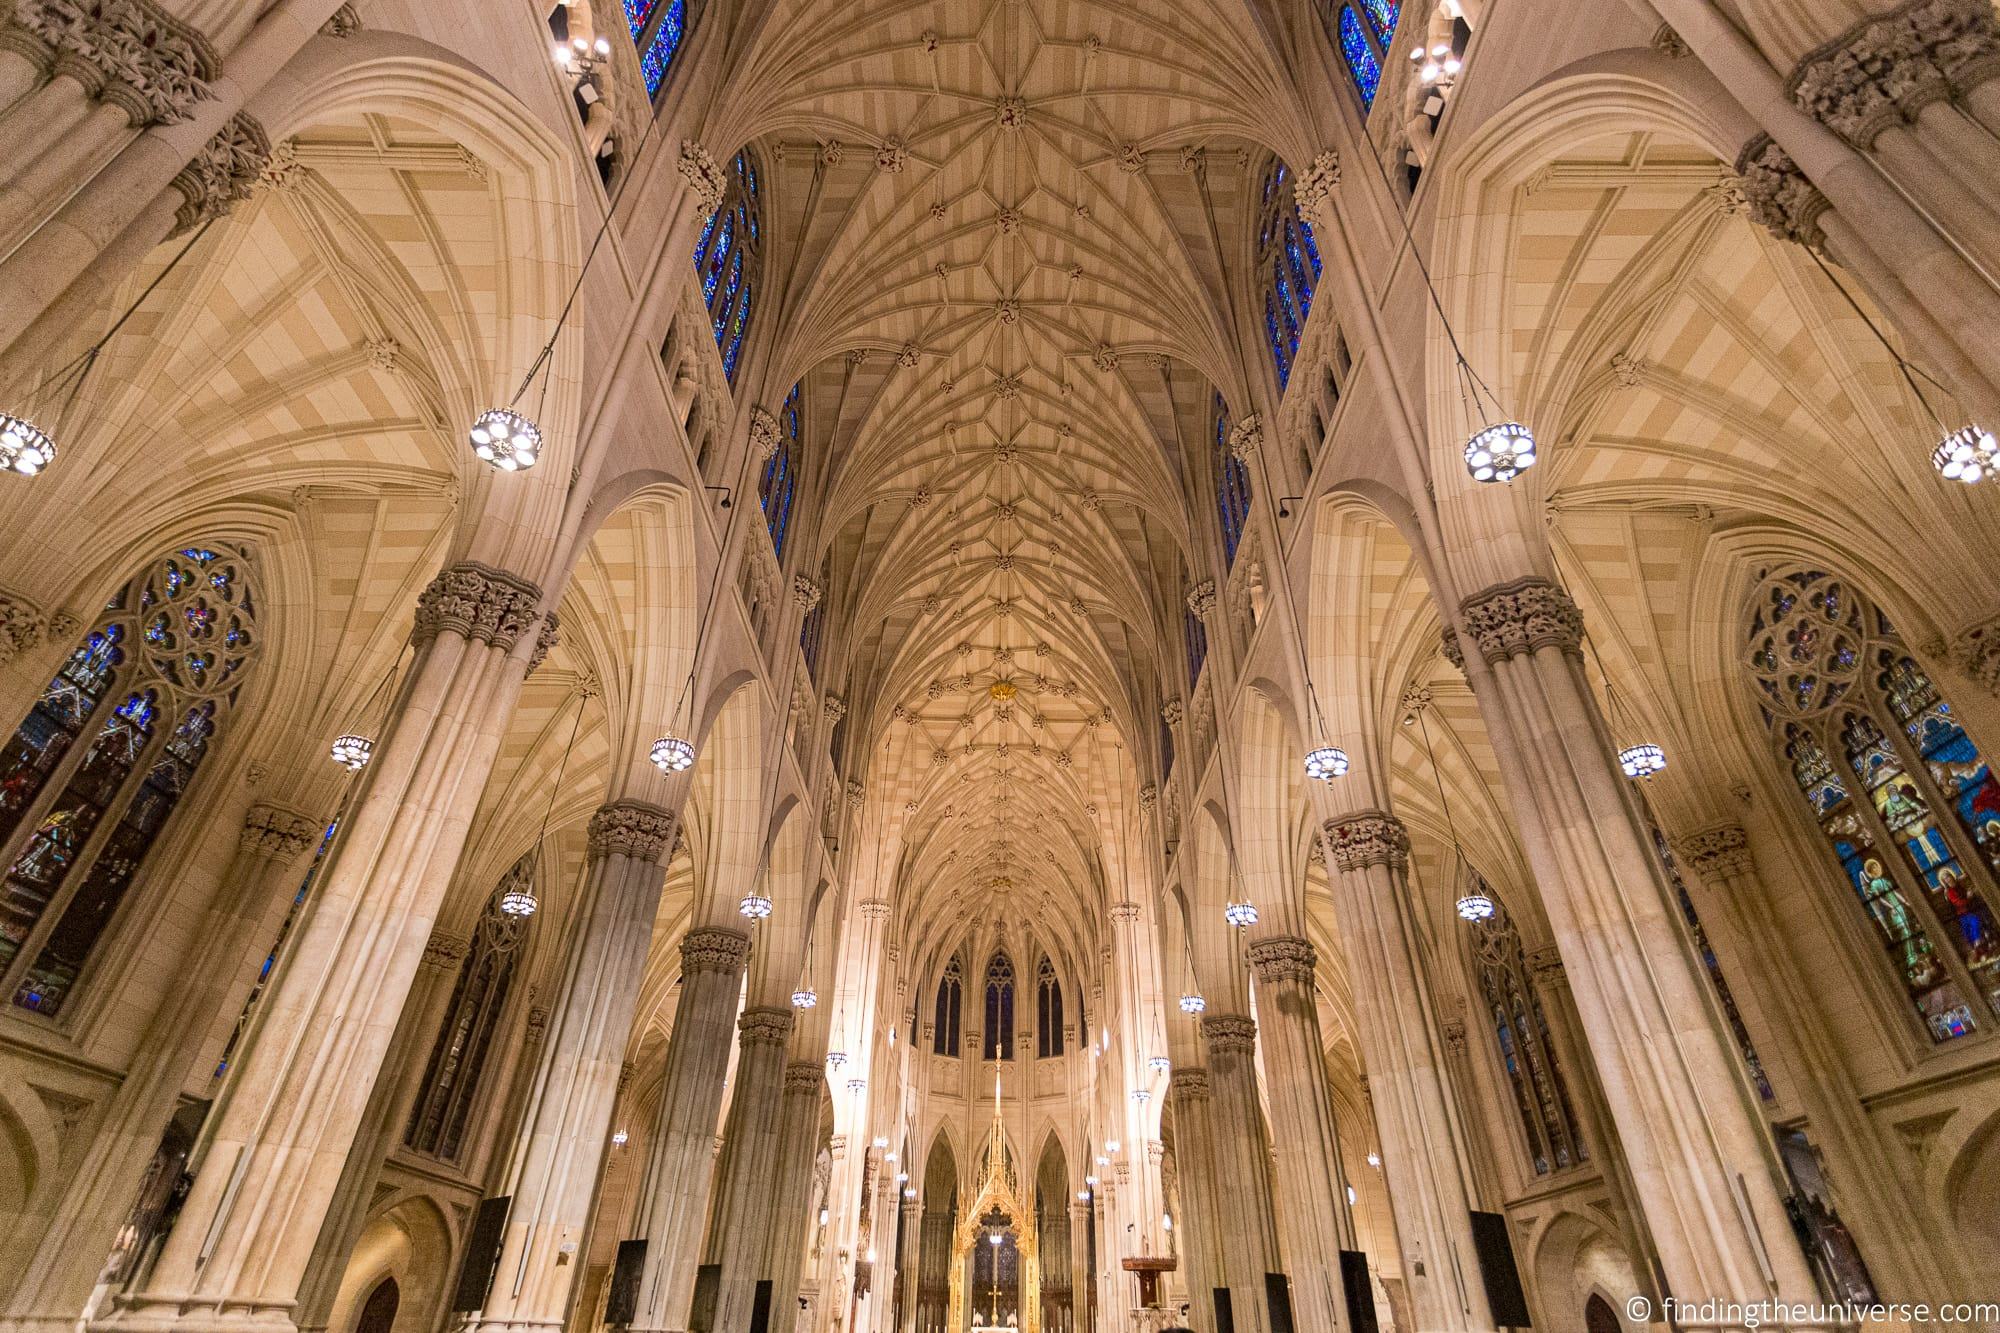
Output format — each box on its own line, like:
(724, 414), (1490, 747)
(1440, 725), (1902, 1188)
(422, 931), (472, 969)
(680, 926), (750, 975)
(170, 111), (272, 235)
(785, 1061), (825, 1095)
(12, 0), (218, 125)
(749, 406), (782, 459)
(1161, 697), (1185, 727)
(1676, 823), (1754, 881)
(845, 779), (866, 806)
(1441, 626), (1465, 673)
(875, 136), (908, 172)
(1247, 935), (1317, 983)
(1292, 150), (1341, 228)
(823, 694), (849, 723)
(1734, 133), (1831, 249)
(1441, 1017), (1468, 1053)
(1109, 901), (1140, 923)
(1138, 783), (1157, 811)
(859, 897), (890, 918)
(320, 3), (361, 36)
(1788, 0), (2000, 148)
(1200, 1013), (1257, 1053)
(240, 802), (321, 858)
(1951, 611), (2000, 695)
(792, 574), (824, 612)
(740, 1006), (796, 1046)
(1185, 580), (1217, 619)
(1227, 414), (1263, 461)
(1323, 810), (1412, 872)
(527, 608), (561, 674)
(679, 140), (727, 213)
(412, 561), (544, 653)
(1459, 576), (1584, 664)
(1650, 23), (1690, 57)
(0, 594), (47, 664)
(588, 800), (677, 863)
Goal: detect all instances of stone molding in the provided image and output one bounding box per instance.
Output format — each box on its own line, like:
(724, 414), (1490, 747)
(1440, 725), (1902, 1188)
(588, 800), (677, 863)
(785, 1062), (824, 1095)
(1734, 134), (1832, 249)
(1676, 823), (1754, 880)
(1788, 0), (2000, 148)
(240, 802), (321, 859)
(11, 0), (217, 125)
(678, 139), (725, 213)
(1292, 150), (1340, 228)
(1459, 576), (1584, 664)
(1200, 1014), (1257, 1053)
(1526, 944), (1567, 987)
(1109, 901), (1140, 923)
(739, 1006), (795, 1046)
(527, 609), (561, 674)
(412, 561), (543, 653)
(681, 926), (750, 975)
(1323, 810), (1412, 872)
(1168, 1067), (1210, 1098)
(422, 932), (471, 969)
(170, 112), (272, 235)
(0, 593), (47, 664)
(320, 3), (360, 36)
(859, 898), (890, 919)
(1246, 935), (1316, 983)
(1951, 612), (2000, 695)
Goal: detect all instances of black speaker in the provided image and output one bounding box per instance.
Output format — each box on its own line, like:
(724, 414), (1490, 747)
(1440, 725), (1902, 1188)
(1469, 1211), (1533, 1327)
(1213, 1287), (1235, 1333)
(689, 1263), (722, 1333)
(1338, 1252), (1379, 1333)
(450, 1196), (511, 1313)
(749, 1279), (774, 1333)
(605, 1239), (647, 1325)
(1265, 1274), (1296, 1333)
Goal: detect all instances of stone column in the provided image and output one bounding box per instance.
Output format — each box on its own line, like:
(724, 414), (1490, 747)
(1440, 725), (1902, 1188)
(769, 1063), (829, 1320)
(1452, 577), (1820, 1313)
(1239, 936), (1359, 1333)
(0, 802), (321, 1333)
(628, 926), (752, 1333)
(710, 1007), (798, 1333)
(463, 800), (678, 1333)
(1164, 1071), (1219, 1333)
(1316, 813), (1496, 1333)
(96, 561), (549, 1333)
(1196, 1017), (1281, 1333)
(292, 930), (472, 1333)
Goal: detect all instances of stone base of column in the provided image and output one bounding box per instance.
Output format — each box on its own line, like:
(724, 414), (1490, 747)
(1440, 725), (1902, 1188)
(93, 1295), (300, 1333)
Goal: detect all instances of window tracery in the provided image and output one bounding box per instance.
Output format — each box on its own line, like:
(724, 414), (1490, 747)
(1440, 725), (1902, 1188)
(1744, 567), (2000, 1043)
(0, 546), (259, 1017)
(934, 953), (963, 1055)
(1036, 955), (1064, 1057)
(1255, 159), (1323, 391)
(405, 860), (532, 1160)
(1470, 889), (1586, 1175)
(984, 950), (1016, 1059)
(691, 147), (762, 381)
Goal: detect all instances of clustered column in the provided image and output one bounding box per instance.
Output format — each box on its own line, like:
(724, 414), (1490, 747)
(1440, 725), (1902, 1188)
(1196, 1015), (1282, 1333)
(709, 1006), (799, 1332)
(1164, 1069), (1220, 1333)
(763, 1061), (826, 1317)
(1317, 810), (1496, 1332)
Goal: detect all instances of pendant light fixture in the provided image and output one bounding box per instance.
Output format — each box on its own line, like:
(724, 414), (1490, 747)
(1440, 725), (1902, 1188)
(0, 219), (216, 480)
(1587, 631), (1666, 783)
(1177, 936), (1205, 1014)
(791, 934), (819, 1008)
(503, 686), (589, 919)
(1412, 696), (1490, 924)
(328, 645), (411, 773)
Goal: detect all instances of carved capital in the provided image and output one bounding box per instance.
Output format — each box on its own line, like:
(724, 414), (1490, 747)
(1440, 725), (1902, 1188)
(1138, 784), (1157, 811)
(739, 1005), (795, 1046)
(1459, 576), (1584, 664)
(1200, 1013), (1257, 1054)
(1676, 823), (1754, 881)
(527, 609), (560, 674)
(1441, 1017), (1468, 1053)
(588, 800), (677, 863)
(1168, 1067), (1210, 1099)
(1227, 414), (1263, 462)
(0, 593), (47, 664)
(859, 897), (890, 919)
(240, 802), (321, 859)
(1161, 697), (1184, 727)
(823, 694), (848, 723)
(793, 574), (824, 612)
(749, 405), (782, 459)
(422, 932), (471, 970)
(1109, 901), (1140, 923)
(1734, 133), (1831, 249)
(1292, 150), (1340, 229)
(1247, 935), (1317, 983)
(412, 561), (544, 653)
(16, 0), (217, 126)
(1185, 580), (1217, 619)
(1322, 810), (1411, 872)
(785, 1061), (825, 1095)
(1441, 626), (1465, 673)
(320, 3), (361, 36)
(678, 139), (726, 213)
(1789, 0), (2000, 147)
(170, 112), (271, 235)
(1951, 611), (2000, 695)
(681, 926), (750, 975)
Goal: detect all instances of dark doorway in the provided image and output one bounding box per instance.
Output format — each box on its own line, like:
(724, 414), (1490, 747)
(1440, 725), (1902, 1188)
(1585, 1294), (1620, 1333)
(356, 1276), (400, 1333)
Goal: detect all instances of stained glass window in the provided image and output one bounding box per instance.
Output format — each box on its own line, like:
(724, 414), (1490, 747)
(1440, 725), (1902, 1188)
(215, 818), (337, 1080)
(690, 147), (762, 382)
(1255, 158), (1322, 391)
(1338, 6), (1386, 107)
(934, 954), (963, 1055)
(1649, 824), (1774, 1101)
(1036, 956), (1065, 1057)
(1745, 567), (2000, 1043)
(623, 0), (691, 98)
(0, 546), (258, 1017)
(761, 382), (801, 558)
(406, 863), (531, 1160)
(984, 951), (1016, 1059)
(1212, 394), (1252, 566)
(1471, 888), (1587, 1175)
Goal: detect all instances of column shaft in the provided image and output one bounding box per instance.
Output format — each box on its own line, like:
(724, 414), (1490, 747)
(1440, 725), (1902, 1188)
(1197, 1016), (1280, 1333)
(766, 1065), (829, 1320)
(1165, 1072), (1220, 1333)
(710, 1008), (796, 1333)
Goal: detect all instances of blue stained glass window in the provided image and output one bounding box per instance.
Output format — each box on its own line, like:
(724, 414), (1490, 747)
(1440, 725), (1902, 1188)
(1339, 6), (1385, 107)
(691, 148), (762, 383)
(1256, 158), (1321, 391)
(638, 0), (687, 96)
(760, 382), (801, 558)
(1212, 394), (1251, 566)
(624, 0), (656, 39)
(1361, 0), (1399, 46)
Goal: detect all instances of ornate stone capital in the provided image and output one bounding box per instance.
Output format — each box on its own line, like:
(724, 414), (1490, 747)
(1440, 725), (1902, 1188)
(739, 1006), (795, 1046)
(1185, 580), (1217, 619)
(1168, 1067), (1210, 1099)
(1161, 697), (1184, 727)
(320, 3), (361, 36)
(1109, 901), (1140, 923)
(1734, 134), (1831, 249)
(422, 931), (471, 970)
(859, 897), (890, 919)
(526, 609), (561, 674)
(785, 1061), (825, 1095)
(1292, 150), (1340, 229)
(1323, 810), (1411, 873)
(1789, 0), (2000, 148)
(240, 802), (321, 859)
(15, 0), (217, 125)
(749, 405), (782, 459)
(589, 800), (677, 863)
(170, 112), (272, 235)
(1138, 783), (1157, 811)
(0, 593), (47, 664)
(1200, 1013), (1257, 1054)
(1676, 823), (1754, 881)
(412, 561), (544, 653)
(678, 139), (726, 213)
(1441, 626), (1465, 673)
(793, 574), (824, 612)
(1441, 1017), (1468, 1053)
(1951, 611), (2000, 695)
(823, 694), (849, 723)
(1227, 415), (1263, 462)
(681, 926), (750, 975)
(1247, 935), (1317, 984)
(1459, 576), (1584, 664)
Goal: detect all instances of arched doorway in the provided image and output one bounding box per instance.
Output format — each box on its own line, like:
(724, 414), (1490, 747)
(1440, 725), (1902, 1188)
(1585, 1293), (1620, 1333)
(355, 1277), (399, 1333)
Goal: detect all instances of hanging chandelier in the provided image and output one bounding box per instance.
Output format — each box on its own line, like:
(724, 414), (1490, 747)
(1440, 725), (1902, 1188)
(499, 882), (539, 917)
(1464, 420), (1537, 483)
(468, 407), (544, 472)
(611, 1129), (628, 1146)
(1304, 745), (1349, 782)
(1130, 1089), (1151, 1103)
(1224, 900), (1258, 929)
(1146, 1055), (1170, 1073)
(1618, 742), (1667, 780)
(1455, 889), (1495, 922)
(1178, 991), (1206, 1014)
(826, 1050), (848, 1070)
(329, 733), (374, 772)
(791, 986), (818, 1009)
(0, 413), (56, 476)
(739, 892), (773, 919)
(651, 734), (696, 773)
(1932, 424), (1998, 484)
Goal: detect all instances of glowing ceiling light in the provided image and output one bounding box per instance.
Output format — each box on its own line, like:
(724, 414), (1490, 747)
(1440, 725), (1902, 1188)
(329, 733), (374, 772)
(1464, 420), (1537, 483)
(1304, 745), (1349, 782)
(468, 407), (542, 471)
